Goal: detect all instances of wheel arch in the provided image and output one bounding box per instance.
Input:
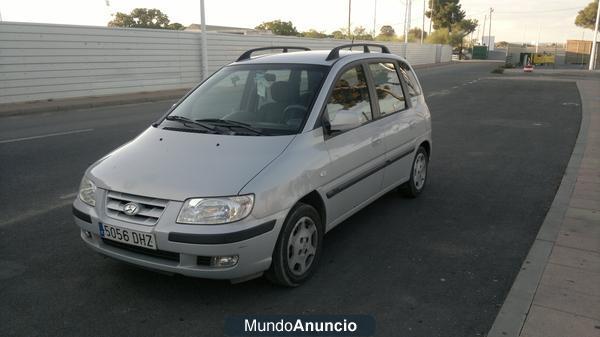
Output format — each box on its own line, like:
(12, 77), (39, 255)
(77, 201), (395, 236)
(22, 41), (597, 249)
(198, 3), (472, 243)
(419, 140), (431, 157)
(297, 190), (327, 225)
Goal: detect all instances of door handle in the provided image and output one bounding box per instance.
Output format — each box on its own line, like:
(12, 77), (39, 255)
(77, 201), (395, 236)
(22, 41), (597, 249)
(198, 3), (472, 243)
(371, 137), (383, 146)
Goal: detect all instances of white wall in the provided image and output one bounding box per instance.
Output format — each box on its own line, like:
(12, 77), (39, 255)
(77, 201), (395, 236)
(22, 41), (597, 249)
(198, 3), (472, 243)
(0, 22), (452, 104)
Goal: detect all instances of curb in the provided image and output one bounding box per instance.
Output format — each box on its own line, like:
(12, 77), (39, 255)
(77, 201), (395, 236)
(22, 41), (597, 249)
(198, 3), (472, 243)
(486, 78), (592, 337)
(0, 88), (190, 117)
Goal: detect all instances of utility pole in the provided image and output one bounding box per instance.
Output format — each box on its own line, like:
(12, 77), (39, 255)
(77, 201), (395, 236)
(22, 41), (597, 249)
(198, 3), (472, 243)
(421, 0), (425, 44)
(428, 0), (434, 36)
(404, 0), (409, 43)
(589, 0), (600, 70)
(404, 0), (412, 43)
(408, 0), (412, 37)
(535, 23), (541, 53)
(481, 14), (487, 45)
(488, 7), (494, 49)
(348, 0), (352, 38)
(373, 0), (377, 37)
(200, 0), (208, 80)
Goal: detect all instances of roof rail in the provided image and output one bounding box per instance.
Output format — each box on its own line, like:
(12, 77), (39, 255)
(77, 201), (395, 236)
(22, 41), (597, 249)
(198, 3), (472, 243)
(236, 46), (311, 62)
(325, 43), (391, 61)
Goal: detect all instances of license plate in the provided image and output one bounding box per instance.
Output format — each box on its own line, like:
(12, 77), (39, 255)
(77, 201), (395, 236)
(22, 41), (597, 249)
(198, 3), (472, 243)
(99, 223), (157, 250)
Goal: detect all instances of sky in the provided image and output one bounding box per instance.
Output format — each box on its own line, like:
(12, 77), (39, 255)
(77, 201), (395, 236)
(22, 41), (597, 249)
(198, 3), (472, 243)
(0, 0), (596, 43)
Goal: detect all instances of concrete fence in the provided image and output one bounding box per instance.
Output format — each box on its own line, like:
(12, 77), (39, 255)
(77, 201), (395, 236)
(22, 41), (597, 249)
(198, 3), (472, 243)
(0, 21), (452, 104)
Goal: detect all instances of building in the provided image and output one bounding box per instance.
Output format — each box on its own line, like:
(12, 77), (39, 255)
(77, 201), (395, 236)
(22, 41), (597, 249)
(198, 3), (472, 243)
(565, 40), (600, 68)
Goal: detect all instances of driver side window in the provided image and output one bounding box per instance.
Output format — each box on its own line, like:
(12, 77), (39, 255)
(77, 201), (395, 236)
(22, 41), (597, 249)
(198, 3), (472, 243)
(324, 65), (373, 134)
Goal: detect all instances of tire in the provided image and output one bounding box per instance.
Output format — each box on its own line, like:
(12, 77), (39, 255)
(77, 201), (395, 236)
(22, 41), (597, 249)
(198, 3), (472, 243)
(401, 146), (429, 198)
(266, 203), (324, 287)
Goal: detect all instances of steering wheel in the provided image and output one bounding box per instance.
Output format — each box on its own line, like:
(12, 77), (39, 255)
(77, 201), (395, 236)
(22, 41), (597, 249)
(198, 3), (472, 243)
(282, 105), (308, 126)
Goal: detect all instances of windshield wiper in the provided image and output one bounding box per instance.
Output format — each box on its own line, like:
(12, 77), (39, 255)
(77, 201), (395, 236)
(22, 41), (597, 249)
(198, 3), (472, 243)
(164, 115), (218, 133)
(196, 118), (265, 135)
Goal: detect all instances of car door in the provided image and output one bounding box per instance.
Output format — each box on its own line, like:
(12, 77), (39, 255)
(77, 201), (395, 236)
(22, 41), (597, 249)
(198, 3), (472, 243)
(397, 60), (430, 152)
(366, 60), (418, 187)
(320, 63), (386, 224)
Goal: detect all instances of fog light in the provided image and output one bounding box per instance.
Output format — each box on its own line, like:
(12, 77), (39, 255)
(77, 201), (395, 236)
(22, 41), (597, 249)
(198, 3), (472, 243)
(84, 230), (92, 238)
(211, 255), (239, 267)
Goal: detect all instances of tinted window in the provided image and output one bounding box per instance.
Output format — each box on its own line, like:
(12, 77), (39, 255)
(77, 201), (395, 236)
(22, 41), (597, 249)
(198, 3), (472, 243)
(398, 62), (422, 97)
(368, 62), (406, 115)
(324, 66), (373, 133)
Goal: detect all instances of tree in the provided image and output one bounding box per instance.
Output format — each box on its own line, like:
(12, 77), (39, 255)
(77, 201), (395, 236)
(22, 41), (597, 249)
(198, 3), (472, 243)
(300, 29), (327, 38)
(375, 25), (397, 41)
(379, 25), (396, 37)
(407, 27), (427, 41)
(426, 28), (450, 44)
(331, 30), (348, 39)
(426, 0), (466, 32)
(575, 0), (599, 30)
(496, 41), (509, 48)
(353, 26), (374, 40)
(108, 8), (183, 30)
(255, 20), (298, 36)
(424, 18), (477, 58)
(451, 19), (478, 59)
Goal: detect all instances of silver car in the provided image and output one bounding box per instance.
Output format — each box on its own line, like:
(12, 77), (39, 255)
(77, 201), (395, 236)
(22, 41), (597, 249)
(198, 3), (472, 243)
(73, 44), (432, 286)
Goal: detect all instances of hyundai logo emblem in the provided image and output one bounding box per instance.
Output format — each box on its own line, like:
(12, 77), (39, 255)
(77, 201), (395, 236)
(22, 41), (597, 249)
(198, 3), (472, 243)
(123, 202), (140, 216)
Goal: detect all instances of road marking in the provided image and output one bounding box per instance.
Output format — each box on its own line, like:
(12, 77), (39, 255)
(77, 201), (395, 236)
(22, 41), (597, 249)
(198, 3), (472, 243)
(59, 192), (78, 200)
(0, 128), (93, 144)
(0, 199), (73, 228)
(427, 89), (451, 98)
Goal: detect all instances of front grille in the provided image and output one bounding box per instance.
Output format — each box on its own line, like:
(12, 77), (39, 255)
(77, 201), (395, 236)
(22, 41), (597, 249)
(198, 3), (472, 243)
(101, 238), (180, 262)
(105, 191), (168, 226)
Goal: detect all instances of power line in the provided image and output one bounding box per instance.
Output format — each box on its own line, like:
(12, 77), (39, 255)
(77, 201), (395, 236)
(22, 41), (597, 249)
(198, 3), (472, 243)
(494, 6), (581, 15)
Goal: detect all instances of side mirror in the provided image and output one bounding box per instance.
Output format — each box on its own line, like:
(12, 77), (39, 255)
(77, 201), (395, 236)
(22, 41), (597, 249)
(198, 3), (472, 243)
(323, 118), (332, 135)
(326, 110), (364, 135)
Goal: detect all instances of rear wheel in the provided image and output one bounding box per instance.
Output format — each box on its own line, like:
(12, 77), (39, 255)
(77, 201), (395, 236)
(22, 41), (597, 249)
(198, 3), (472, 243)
(266, 203), (323, 287)
(401, 146), (429, 198)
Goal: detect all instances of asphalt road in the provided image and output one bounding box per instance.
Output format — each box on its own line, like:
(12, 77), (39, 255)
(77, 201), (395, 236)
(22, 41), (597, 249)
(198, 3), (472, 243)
(0, 62), (582, 337)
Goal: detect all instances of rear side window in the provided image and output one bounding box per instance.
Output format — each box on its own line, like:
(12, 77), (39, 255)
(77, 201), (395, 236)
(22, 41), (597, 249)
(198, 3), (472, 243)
(368, 62), (406, 116)
(398, 62), (422, 97)
(324, 66), (373, 132)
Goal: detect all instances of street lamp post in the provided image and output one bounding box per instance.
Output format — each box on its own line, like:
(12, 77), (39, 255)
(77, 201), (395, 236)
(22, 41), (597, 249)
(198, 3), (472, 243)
(421, 0), (425, 44)
(404, 0), (411, 43)
(481, 14), (487, 45)
(488, 7), (494, 49)
(373, 0), (377, 37)
(589, 0), (600, 70)
(200, 0), (208, 80)
(348, 0), (352, 38)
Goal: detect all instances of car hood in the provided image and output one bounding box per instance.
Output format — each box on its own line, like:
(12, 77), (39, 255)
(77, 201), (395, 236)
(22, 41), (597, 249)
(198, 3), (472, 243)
(89, 127), (295, 201)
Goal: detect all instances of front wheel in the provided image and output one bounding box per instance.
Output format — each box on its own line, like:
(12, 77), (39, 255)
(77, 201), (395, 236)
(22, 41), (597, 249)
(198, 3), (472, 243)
(266, 203), (323, 287)
(401, 146), (429, 198)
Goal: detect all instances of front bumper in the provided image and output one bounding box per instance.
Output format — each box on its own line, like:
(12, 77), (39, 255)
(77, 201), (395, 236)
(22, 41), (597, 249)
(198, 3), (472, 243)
(72, 196), (286, 281)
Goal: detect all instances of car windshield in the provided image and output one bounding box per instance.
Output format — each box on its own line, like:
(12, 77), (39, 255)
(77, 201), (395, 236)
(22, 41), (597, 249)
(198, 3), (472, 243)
(164, 63), (329, 136)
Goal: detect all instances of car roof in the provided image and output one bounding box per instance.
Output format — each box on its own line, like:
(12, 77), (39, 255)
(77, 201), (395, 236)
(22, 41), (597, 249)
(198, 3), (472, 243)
(229, 50), (406, 66)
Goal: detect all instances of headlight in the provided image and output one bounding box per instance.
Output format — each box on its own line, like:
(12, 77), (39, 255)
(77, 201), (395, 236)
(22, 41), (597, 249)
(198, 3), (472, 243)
(78, 177), (96, 207)
(177, 195), (254, 224)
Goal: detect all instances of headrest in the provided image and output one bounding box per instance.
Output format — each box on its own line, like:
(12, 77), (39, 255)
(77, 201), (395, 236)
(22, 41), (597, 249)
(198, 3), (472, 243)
(271, 81), (293, 103)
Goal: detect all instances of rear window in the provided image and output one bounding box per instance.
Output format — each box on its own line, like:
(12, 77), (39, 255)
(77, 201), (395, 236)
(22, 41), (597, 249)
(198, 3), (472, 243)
(368, 62), (406, 116)
(398, 62), (422, 97)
